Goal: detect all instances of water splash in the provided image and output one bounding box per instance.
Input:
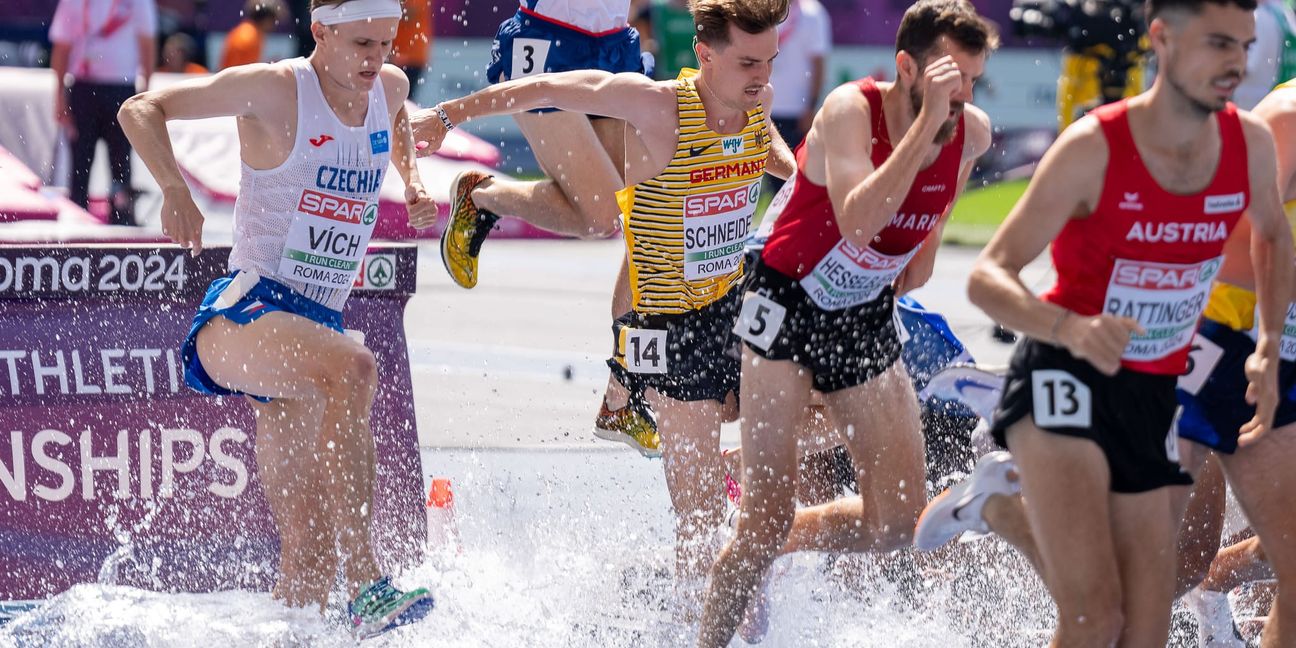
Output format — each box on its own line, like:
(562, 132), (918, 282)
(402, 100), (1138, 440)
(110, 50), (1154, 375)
(0, 449), (1204, 646)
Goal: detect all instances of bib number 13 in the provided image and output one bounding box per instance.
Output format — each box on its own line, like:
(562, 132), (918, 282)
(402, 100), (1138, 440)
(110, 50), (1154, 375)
(1031, 369), (1092, 428)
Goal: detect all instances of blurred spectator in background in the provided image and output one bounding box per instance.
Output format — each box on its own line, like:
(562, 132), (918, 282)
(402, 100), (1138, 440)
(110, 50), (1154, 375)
(220, 0), (286, 70)
(645, 0), (694, 80)
(770, 0), (829, 148)
(160, 32), (208, 74)
(768, 0), (829, 191)
(392, 0), (433, 91)
(1235, 0), (1296, 109)
(1010, 0), (1147, 131)
(49, 0), (157, 226)
(288, 0), (315, 57)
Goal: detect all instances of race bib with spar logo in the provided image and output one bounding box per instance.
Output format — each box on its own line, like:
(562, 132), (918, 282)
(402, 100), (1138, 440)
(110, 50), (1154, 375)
(800, 240), (920, 311)
(683, 182), (759, 280)
(1104, 256), (1222, 362)
(279, 165), (382, 290)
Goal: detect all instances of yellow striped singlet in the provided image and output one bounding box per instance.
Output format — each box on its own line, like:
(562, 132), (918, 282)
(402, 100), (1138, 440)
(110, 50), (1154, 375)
(617, 68), (770, 315)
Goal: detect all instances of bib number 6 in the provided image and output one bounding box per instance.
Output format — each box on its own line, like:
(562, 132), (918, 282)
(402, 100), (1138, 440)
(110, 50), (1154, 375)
(1031, 369), (1092, 428)
(1177, 334), (1223, 396)
(733, 292), (787, 351)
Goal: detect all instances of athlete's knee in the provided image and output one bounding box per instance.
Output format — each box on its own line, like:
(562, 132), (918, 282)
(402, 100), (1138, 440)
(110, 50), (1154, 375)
(1176, 546), (1214, 593)
(324, 345), (379, 395)
(863, 469), (924, 548)
(735, 493), (796, 551)
(876, 498), (923, 551)
(1249, 537), (1267, 563)
(346, 345), (379, 386)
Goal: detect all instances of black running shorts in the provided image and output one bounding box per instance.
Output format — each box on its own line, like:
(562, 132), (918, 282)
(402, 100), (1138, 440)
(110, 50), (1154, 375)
(990, 338), (1193, 494)
(606, 290), (741, 403)
(733, 259), (901, 393)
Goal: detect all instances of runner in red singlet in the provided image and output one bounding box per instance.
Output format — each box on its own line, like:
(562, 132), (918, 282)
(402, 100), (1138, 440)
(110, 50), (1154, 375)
(914, 0), (1292, 645)
(697, 2), (996, 645)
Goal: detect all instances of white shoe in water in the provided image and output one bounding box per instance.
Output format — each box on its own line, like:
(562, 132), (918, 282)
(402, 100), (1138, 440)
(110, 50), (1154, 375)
(1183, 586), (1245, 647)
(919, 364), (1006, 421)
(914, 451), (1020, 551)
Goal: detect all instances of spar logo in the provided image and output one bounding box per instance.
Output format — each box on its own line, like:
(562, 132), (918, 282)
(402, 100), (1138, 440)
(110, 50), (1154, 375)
(1112, 257), (1221, 289)
(685, 184), (761, 218)
(298, 190), (373, 225)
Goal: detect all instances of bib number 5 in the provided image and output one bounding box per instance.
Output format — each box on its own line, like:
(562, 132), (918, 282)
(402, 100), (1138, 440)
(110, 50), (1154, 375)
(1031, 369), (1092, 428)
(733, 292), (787, 351)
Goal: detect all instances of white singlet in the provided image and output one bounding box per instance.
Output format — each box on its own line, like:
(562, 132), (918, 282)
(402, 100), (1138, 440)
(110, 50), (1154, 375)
(228, 57), (391, 312)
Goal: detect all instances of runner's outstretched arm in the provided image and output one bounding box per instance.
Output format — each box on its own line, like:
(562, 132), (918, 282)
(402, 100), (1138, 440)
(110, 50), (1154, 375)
(410, 71), (674, 153)
(119, 64), (286, 254)
(380, 66), (438, 230)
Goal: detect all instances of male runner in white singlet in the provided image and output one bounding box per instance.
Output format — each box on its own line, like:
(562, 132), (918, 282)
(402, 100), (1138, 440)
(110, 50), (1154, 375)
(119, 0), (436, 637)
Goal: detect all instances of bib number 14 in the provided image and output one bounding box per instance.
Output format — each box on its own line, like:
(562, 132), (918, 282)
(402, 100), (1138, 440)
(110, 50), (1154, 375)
(624, 328), (668, 374)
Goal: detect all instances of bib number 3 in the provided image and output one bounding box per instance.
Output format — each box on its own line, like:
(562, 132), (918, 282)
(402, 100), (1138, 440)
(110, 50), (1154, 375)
(512, 38), (551, 78)
(1031, 369), (1092, 428)
(733, 292), (787, 351)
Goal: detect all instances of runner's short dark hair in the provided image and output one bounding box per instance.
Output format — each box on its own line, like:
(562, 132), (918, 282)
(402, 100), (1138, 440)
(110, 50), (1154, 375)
(689, 0), (790, 47)
(1146, 0), (1257, 22)
(896, 0), (1000, 64)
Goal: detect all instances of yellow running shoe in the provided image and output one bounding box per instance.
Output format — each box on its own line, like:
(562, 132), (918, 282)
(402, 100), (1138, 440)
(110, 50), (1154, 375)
(594, 400), (661, 459)
(440, 171), (499, 289)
